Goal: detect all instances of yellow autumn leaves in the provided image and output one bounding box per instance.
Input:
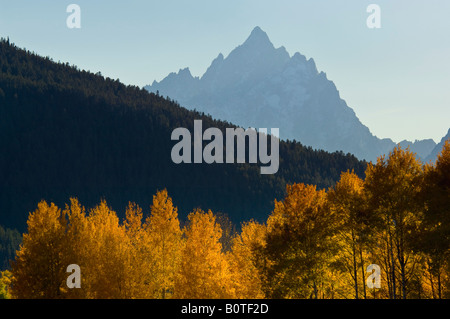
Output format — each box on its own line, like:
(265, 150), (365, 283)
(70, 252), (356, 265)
(9, 190), (265, 299)
(6, 142), (450, 299)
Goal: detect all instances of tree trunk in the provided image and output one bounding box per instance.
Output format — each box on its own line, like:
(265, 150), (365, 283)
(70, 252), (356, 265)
(437, 271), (442, 299)
(313, 281), (318, 299)
(359, 246), (367, 299)
(352, 230), (359, 299)
(389, 234), (396, 299)
(429, 268), (435, 299)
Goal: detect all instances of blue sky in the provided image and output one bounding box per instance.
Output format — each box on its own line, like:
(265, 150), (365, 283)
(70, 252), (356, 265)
(0, 0), (449, 143)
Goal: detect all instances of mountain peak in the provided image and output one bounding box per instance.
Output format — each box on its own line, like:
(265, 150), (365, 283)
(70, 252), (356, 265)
(144, 27), (413, 162)
(243, 26), (273, 48)
(250, 26), (266, 36)
(178, 67), (192, 76)
(425, 128), (450, 162)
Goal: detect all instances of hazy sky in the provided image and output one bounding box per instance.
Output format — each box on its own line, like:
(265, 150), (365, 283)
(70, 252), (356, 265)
(1, 0), (449, 143)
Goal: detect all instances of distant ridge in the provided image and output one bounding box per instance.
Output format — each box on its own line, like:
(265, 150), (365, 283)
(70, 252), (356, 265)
(146, 26), (438, 162)
(0, 38), (366, 231)
(425, 129), (450, 163)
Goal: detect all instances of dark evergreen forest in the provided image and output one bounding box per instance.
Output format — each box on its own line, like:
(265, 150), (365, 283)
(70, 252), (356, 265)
(0, 38), (366, 234)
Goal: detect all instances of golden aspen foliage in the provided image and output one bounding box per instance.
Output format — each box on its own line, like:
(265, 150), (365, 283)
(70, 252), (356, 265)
(264, 183), (336, 299)
(228, 220), (266, 299)
(215, 213), (236, 253)
(437, 139), (450, 169)
(0, 270), (13, 299)
(327, 171), (371, 299)
(144, 189), (182, 299)
(124, 202), (143, 237)
(174, 209), (233, 299)
(364, 146), (424, 299)
(419, 140), (450, 298)
(11, 201), (67, 299)
(61, 198), (89, 298)
(7, 157), (450, 300)
(83, 200), (131, 299)
(432, 140), (450, 298)
(123, 202), (154, 298)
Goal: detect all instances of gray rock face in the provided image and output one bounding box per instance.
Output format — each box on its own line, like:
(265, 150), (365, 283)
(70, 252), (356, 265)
(425, 129), (450, 163)
(145, 26), (439, 162)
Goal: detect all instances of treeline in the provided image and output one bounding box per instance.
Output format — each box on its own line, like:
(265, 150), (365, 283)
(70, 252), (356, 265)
(3, 144), (449, 299)
(0, 225), (21, 270)
(0, 38), (366, 231)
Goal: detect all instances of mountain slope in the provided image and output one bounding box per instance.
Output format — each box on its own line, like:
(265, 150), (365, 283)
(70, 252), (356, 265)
(399, 139), (437, 161)
(145, 27), (435, 162)
(425, 129), (450, 163)
(0, 38), (367, 231)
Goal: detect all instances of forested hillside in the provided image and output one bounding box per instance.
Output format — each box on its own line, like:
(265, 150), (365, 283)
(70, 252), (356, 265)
(7, 143), (450, 299)
(1, 39), (449, 300)
(0, 38), (366, 232)
(0, 225), (20, 270)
